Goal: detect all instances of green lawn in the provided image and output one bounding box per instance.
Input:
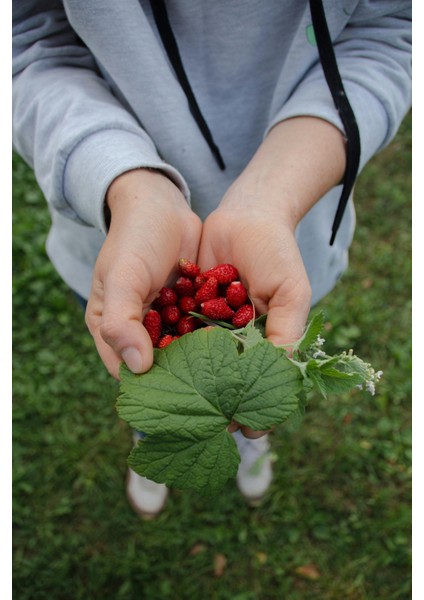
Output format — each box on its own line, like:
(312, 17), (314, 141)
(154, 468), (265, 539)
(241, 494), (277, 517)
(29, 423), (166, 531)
(12, 113), (411, 600)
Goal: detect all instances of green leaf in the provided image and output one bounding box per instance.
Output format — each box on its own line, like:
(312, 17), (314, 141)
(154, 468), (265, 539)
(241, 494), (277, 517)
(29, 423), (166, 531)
(117, 316), (379, 495)
(335, 353), (372, 380)
(306, 369), (329, 398)
(230, 322), (264, 351)
(117, 327), (303, 494)
(128, 431), (240, 496)
(233, 342), (303, 430)
(319, 371), (363, 395)
(117, 328), (302, 436)
(117, 328), (242, 433)
(305, 358), (363, 398)
(295, 311), (325, 352)
(253, 314), (267, 337)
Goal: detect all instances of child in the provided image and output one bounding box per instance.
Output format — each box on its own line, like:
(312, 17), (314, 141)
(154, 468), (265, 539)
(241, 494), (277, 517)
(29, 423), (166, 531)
(13, 0), (412, 516)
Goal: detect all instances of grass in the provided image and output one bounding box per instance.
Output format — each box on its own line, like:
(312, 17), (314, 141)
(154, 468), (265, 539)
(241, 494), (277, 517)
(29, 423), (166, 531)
(12, 112), (411, 600)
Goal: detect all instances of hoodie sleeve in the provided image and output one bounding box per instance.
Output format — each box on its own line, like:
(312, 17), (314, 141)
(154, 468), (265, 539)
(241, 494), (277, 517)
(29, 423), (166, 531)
(266, 1), (412, 173)
(12, 0), (190, 233)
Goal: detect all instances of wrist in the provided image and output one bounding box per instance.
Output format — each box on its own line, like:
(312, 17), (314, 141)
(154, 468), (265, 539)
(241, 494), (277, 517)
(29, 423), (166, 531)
(216, 173), (302, 234)
(221, 117), (347, 230)
(106, 168), (185, 222)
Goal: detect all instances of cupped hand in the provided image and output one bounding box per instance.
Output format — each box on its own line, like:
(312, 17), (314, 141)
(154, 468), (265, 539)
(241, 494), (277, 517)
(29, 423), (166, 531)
(85, 169), (202, 379)
(197, 117), (347, 438)
(198, 189), (312, 438)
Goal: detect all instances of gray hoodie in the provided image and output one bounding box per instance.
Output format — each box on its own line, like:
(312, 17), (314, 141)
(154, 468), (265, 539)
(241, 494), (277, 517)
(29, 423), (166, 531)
(12, 0), (412, 302)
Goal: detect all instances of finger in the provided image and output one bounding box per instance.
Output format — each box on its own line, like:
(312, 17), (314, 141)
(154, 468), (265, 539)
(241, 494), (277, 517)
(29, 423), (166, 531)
(229, 420), (273, 439)
(196, 244), (219, 274)
(227, 420), (240, 433)
(86, 296), (154, 380)
(86, 311), (129, 379)
(88, 273), (155, 378)
(265, 277), (312, 349)
(196, 214), (227, 271)
(102, 287), (154, 373)
(239, 425), (272, 439)
(85, 293), (120, 379)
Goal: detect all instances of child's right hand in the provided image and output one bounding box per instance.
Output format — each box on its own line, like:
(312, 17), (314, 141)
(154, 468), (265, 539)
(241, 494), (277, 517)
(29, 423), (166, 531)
(85, 168), (202, 379)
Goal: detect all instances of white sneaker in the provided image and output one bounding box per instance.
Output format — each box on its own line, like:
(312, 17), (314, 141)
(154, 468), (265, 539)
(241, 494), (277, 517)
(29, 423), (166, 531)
(233, 431), (274, 505)
(126, 432), (169, 519)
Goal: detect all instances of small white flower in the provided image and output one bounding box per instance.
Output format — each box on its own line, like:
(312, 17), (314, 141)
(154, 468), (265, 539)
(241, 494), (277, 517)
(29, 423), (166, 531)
(312, 349), (326, 359)
(366, 381), (376, 395)
(316, 335), (325, 347)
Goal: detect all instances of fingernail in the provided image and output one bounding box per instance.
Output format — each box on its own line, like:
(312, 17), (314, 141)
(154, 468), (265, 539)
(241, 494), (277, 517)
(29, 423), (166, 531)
(121, 347), (143, 373)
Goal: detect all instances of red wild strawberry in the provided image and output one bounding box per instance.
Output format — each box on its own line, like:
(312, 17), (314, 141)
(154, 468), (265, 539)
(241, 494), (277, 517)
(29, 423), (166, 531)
(202, 263), (239, 284)
(178, 258), (201, 279)
(200, 298), (235, 321)
(174, 276), (195, 297)
(157, 334), (178, 348)
(161, 305), (181, 325)
(232, 304), (254, 328)
(179, 296), (197, 314)
(194, 275), (207, 290)
(176, 315), (200, 335)
(154, 287), (178, 307)
(194, 276), (219, 304)
(226, 281), (248, 308)
(143, 309), (162, 346)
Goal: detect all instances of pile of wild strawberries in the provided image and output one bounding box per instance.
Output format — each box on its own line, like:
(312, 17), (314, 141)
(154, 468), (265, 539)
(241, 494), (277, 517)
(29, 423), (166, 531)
(143, 258), (254, 348)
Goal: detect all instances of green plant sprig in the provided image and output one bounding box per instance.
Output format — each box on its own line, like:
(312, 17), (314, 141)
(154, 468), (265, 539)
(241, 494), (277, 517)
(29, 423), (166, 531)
(116, 311), (381, 495)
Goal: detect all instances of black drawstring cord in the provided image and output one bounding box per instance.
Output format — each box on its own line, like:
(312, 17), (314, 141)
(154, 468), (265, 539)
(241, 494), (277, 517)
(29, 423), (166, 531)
(151, 0), (360, 244)
(309, 0), (361, 245)
(150, 0), (226, 170)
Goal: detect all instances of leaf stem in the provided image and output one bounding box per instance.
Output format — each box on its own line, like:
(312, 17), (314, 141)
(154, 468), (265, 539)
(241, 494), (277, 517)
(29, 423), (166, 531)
(188, 312), (237, 330)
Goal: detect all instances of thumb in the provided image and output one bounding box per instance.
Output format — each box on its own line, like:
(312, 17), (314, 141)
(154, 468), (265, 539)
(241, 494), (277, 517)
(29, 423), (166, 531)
(87, 279), (154, 380)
